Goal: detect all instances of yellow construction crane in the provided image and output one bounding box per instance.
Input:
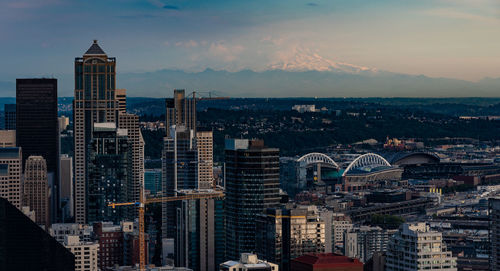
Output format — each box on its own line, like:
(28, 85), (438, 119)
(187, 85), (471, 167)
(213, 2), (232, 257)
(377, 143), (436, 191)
(108, 188), (224, 271)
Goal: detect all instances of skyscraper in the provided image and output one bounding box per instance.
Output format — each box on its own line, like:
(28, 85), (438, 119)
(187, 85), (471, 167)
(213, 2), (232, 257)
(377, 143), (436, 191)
(74, 40), (118, 223)
(87, 123), (131, 223)
(224, 138), (281, 260)
(165, 89), (196, 137)
(175, 190), (222, 271)
(162, 125), (197, 241)
(16, 78), (59, 222)
(0, 147), (22, 209)
(23, 155), (50, 229)
(4, 104), (16, 130)
(115, 89), (127, 114)
(118, 113), (145, 207)
(196, 128), (214, 189)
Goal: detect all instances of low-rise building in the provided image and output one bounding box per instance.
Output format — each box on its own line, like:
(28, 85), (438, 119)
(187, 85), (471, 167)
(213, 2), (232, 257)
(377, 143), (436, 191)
(64, 235), (99, 271)
(220, 253), (278, 271)
(291, 253), (363, 271)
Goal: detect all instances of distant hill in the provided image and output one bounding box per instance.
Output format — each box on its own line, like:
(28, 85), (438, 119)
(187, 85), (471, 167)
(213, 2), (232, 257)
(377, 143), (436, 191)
(1, 68), (500, 98)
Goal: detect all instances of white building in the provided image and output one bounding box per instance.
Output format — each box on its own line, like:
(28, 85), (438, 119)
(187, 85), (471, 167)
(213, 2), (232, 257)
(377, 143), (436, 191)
(385, 222), (457, 271)
(292, 104), (317, 113)
(64, 235), (99, 271)
(220, 253), (278, 271)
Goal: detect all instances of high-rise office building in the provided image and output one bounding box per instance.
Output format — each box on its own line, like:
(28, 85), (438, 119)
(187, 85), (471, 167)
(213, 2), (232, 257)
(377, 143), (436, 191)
(385, 222), (457, 271)
(145, 168), (162, 196)
(256, 205), (326, 271)
(115, 89), (127, 114)
(489, 198), (500, 270)
(87, 123), (131, 223)
(196, 129), (214, 189)
(4, 104), (16, 130)
(175, 190), (223, 271)
(118, 113), (145, 207)
(16, 78), (59, 222)
(74, 40), (118, 223)
(23, 155), (50, 229)
(0, 147), (22, 209)
(225, 138), (280, 260)
(165, 89), (196, 137)
(162, 125), (197, 241)
(60, 154), (73, 220)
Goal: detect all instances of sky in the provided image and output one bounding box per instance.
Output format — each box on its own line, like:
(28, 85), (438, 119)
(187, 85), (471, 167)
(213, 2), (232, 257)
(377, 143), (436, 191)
(1, 0), (500, 95)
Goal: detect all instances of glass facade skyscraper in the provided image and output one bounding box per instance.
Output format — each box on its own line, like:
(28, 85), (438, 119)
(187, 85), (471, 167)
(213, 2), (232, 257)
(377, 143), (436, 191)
(224, 138), (281, 260)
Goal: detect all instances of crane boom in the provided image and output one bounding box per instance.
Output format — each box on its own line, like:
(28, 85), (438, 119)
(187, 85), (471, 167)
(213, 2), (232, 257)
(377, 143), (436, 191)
(107, 189), (224, 270)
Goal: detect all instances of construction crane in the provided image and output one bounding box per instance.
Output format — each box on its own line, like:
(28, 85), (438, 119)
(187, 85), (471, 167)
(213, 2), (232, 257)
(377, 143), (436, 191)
(108, 188), (224, 271)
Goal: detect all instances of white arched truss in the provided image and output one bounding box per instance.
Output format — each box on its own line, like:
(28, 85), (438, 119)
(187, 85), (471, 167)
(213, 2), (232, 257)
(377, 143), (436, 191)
(297, 152), (339, 169)
(342, 153), (391, 176)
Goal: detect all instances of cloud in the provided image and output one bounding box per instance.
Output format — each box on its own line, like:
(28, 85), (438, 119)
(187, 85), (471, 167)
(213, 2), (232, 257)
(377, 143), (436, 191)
(208, 42), (244, 62)
(163, 5), (180, 10)
(307, 3), (318, 7)
(175, 40), (199, 48)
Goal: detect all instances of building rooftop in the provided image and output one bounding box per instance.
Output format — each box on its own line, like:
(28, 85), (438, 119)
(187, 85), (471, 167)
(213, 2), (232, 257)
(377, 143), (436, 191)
(0, 147), (20, 159)
(292, 253), (363, 266)
(84, 40), (106, 55)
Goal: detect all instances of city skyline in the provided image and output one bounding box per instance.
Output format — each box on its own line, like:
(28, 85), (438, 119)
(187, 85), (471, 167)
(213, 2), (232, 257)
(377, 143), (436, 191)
(1, 0), (500, 97)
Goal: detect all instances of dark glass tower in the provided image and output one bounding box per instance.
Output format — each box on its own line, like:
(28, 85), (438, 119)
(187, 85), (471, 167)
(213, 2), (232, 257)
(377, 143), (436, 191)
(87, 123), (132, 224)
(16, 78), (59, 222)
(224, 139), (281, 260)
(4, 104), (16, 130)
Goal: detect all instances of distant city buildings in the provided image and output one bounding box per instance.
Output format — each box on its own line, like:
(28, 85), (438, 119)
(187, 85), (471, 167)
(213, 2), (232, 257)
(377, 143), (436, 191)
(59, 115), (70, 131)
